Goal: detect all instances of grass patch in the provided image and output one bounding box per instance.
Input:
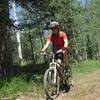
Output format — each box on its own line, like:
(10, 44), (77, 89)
(0, 74), (44, 99)
(73, 60), (100, 75)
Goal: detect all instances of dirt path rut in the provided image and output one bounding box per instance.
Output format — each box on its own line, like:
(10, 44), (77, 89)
(56, 70), (100, 100)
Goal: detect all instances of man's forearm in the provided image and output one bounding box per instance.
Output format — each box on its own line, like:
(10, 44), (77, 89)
(42, 41), (50, 52)
(42, 45), (48, 51)
(64, 39), (68, 48)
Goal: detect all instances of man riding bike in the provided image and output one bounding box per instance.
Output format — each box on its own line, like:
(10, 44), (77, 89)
(41, 21), (69, 64)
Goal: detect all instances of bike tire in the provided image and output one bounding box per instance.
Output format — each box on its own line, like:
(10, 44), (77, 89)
(44, 67), (60, 99)
(65, 65), (73, 87)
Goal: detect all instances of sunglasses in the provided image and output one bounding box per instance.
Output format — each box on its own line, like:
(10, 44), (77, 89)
(51, 27), (59, 29)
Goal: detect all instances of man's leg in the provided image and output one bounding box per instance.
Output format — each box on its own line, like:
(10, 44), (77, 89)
(63, 50), (70, 65)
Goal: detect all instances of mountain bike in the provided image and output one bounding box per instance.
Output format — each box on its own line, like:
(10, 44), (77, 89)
(43, 51), (73, 100)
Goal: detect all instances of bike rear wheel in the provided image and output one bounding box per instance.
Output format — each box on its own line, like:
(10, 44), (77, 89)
(65, 65), (73, 87)
(44, 68), (60, 99)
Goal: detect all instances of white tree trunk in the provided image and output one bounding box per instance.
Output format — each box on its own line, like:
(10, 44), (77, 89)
(12, 0), (23, 62)
(97, 38), (100, 59)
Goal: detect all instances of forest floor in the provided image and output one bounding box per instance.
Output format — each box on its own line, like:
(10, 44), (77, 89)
(15, 69), (100, 100)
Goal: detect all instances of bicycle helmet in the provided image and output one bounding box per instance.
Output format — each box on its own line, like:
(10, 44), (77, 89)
(50, 21), (59, 28)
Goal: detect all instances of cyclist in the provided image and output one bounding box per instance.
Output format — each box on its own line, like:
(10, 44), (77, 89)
(41, 21), (69, 64)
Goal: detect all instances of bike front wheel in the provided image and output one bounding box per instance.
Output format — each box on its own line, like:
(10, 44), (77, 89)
(44, 67), (60, 99)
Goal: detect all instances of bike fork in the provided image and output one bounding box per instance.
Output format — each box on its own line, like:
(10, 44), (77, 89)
(53, 67), (57, 84)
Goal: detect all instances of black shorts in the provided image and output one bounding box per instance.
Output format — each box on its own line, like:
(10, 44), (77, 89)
(55, 52), (64, 61)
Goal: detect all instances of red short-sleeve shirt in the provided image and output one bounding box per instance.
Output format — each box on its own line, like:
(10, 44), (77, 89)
(48, 31), (68, 50)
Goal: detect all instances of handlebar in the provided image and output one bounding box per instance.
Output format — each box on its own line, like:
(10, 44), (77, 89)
(40, 47), (72, 57)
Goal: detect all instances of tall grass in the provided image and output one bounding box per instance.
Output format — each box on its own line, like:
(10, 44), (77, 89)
(73, 60), (100, 75)
(0, 74), (44, 99)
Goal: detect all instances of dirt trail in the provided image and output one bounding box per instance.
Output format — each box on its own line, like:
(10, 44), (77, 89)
(16, 70), (100, 100)
(56, 70), (100, 100)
